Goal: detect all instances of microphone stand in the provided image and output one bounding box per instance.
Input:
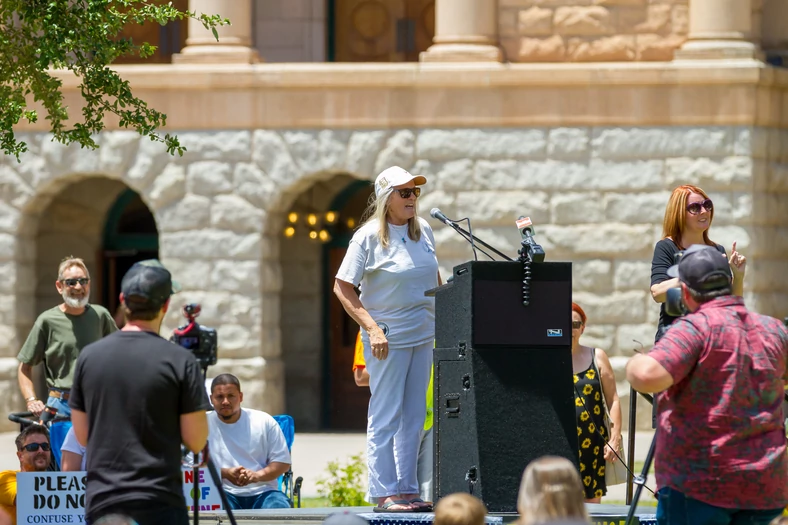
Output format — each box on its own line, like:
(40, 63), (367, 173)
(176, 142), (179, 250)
(446, 221), (513, 262)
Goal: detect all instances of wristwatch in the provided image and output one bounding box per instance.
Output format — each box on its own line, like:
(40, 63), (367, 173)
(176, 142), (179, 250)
(25, 396), (37, 403)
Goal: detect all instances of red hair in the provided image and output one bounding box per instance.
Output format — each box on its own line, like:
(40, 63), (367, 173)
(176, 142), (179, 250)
(661, 185), (716, 249)
(571, 302), (586, 325)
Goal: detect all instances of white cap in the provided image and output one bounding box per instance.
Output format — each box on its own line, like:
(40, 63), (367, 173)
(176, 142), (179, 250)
(374, 166), (427, 198)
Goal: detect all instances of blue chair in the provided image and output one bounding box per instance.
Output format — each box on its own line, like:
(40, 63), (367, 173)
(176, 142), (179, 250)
(272, 414), (302, 508)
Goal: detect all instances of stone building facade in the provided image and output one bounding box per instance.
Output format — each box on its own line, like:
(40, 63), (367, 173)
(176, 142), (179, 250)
(4, 0), (788, 431)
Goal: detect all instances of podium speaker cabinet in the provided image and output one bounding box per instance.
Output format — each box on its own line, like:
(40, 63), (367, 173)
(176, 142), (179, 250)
(432, 261), (578, 513)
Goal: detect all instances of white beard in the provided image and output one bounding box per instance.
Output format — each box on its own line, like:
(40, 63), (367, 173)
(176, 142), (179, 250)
(62, 291), (89, 309)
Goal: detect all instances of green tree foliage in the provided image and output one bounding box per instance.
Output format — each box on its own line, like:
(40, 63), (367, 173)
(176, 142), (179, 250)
(316, 453), (368, 507)
(0, 1), (229, 160)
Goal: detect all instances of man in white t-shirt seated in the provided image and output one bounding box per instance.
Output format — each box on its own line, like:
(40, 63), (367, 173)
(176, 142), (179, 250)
(61, 426), (87, 471)
(208, 374), (292, 509)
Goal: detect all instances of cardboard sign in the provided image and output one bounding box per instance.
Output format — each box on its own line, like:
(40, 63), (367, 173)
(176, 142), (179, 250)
(16, 468), (222, 522)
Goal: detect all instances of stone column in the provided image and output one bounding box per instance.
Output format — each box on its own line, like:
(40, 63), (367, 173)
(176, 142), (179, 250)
(173, 0), (259, 64)
(420, 0), (502, 62)
(675, 0), (758, 59)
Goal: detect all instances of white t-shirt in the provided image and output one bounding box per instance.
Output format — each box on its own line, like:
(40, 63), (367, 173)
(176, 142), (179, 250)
(335, 217), (439, 349)
(61, 426), (87, 471)
(207, 409), (291, 496)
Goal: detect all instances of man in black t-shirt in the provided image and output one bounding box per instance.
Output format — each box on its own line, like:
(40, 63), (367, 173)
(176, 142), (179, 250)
(70, 260), (210, 525)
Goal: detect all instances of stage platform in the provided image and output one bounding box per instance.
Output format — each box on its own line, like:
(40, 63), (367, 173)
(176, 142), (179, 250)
(190, 504), (657, 525)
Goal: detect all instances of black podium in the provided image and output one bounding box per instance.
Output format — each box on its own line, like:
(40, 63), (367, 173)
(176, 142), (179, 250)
(431, 261), (578, 513)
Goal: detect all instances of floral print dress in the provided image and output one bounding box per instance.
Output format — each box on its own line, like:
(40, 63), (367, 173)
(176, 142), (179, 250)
(573, 360), (608, 499)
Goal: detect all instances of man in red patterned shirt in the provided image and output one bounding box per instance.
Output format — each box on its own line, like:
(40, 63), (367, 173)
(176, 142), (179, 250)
(627, 244), (788, 525)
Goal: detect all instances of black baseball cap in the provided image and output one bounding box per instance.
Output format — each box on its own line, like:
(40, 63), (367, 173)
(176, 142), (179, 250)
(667, 244), (732, 292)
(121, 259), (181, 309)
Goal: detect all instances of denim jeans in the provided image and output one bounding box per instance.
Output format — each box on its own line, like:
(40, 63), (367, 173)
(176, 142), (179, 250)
(656, 487), (784, 525)
(224, 490), (291, 510)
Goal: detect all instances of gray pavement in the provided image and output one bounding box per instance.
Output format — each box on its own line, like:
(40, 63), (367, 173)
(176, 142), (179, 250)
(0, 430), (657, 503)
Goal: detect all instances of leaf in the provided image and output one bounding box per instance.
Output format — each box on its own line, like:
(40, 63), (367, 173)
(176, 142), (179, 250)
(211, 27), (218, 41)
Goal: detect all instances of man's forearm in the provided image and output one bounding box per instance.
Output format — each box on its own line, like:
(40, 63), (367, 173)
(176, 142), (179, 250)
(17, 363), (37, 400)
(252, 462), (290, 483)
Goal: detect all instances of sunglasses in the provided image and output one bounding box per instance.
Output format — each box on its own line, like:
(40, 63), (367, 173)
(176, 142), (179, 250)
(20, 442), (50, 452)
(686, 198), (713, 215)
(395, 188), (420, 199)
(62, 278), (89, 287)
(572, 321), (583, 329)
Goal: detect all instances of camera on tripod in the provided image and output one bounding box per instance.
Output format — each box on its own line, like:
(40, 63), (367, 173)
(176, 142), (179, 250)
(170, 303), (218, 370)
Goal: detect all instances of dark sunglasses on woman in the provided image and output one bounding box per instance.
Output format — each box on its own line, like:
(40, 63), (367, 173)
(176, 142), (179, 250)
(396, 188), (421, 199)
(21, 442), (51, 452)
(686, 198), (713, 215)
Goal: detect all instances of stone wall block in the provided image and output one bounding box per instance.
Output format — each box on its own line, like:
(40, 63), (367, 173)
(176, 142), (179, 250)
(539, 224), (655, 258)
(413, 159), (475, 192)
(0, 202), (20, 234)
(211, 194), (264, 233)
(99, 131), (140, 176)
(518, 6), (554, 36)
(733, 127), (769, 159)
(177, 131), (252, 163)
(160, 231), (261, 260)
(572, 259), (613, 292)
(234, 163), (279, 210)
(767, 164), (788, 192)
(0, 263), (15, 294)
(186, 161), (233, 196)
(592, 127), (731, 158)
(671, 4), (688, 34)
(633, 4), (671, 33)
(282, 130), (350, 175)
(474, 160), (519, 190)
(419, 190), (458, 224)
(159, 259), (213, 291)
(417, 129), (547, 161)
(433, 227), (519, 260)
(745, 260), (788, 293)
(613, 260), (652, 290)
(346, 131), (389, 177)
(211, 260), (261, 292)
(126, 137), (172, 190)
(604, 191), (671, 223)
(518, 35), (567, 61)
(568, 35), (636, 61)
(577, 323), (615, 350)
(589, 159), (663, 190)
(551, 192), (605, 224)
(664, 157), (753, 191)
(636, 33), (685, 60)
(0, 166), (34, 209)
(573, 290), (648, 324)
(252, 131), (301, 189)
(548, 128), (590, 159)
(554, 6), (614, 36)
(616, 324), (657, 355)
(594, 0), (645, 5)
(146, 163), (186, 209)
(156, 194), (212, 232)
(456, 190), (550, 225)
(520, 161), (590, 189)
(374, 130), (416, 175)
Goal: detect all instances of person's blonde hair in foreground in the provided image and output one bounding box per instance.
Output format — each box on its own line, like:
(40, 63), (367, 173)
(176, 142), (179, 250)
(518, 456), (589, 525)
(769, 516), (788, 525)
(434, 493), (486, 525)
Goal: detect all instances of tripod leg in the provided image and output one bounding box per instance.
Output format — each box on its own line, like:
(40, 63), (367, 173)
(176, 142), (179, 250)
(625, 432), (657, 525)
(206, 455), (239, 525)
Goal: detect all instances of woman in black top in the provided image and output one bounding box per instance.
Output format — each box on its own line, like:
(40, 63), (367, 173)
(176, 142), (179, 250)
(650, 184), (747, 342)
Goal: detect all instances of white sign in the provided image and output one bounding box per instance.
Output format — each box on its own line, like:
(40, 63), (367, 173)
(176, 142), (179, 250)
(16, 468), (222, 523)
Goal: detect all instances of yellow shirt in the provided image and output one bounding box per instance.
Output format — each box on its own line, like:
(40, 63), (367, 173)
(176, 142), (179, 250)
(352, 331), (434, 431)
(0, 470), (17, 525)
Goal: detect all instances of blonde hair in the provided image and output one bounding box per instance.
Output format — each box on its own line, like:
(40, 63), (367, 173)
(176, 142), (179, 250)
(360, 187), (422, 249)
(434, 493), (486, 525)
(517, 456), (589, 525)
(769, 516), (788, 525)
(58, 256), (90, 280)
(661, 185), (716, 250)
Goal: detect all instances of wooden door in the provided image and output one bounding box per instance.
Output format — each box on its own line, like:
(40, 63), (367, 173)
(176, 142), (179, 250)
(334, 0), (435, 62)
(113, 0), (188, 64)
(327, 247), (370, 430)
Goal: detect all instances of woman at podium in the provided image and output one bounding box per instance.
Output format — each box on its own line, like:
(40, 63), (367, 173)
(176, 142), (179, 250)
(334, 166), (440, 513)
(571, 302), (622, 503)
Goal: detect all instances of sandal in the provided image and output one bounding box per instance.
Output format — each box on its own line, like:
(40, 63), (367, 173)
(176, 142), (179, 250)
(373, 499), (416, 513)
(408, 498), (433, 512)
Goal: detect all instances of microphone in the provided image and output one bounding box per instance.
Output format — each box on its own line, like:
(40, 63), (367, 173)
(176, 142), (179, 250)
(430, 208), (453, 225)
(516, 216), (545, 263)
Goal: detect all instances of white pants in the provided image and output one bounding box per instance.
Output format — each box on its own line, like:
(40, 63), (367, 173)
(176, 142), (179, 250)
(365, 341), (432, 498)
(417, 426), (433, 502)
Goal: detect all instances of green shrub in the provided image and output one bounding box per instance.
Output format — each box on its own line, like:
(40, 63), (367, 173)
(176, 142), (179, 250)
(316, 452), (368, 507)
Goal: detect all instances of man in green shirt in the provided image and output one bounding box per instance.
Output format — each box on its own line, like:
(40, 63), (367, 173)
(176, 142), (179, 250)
(17, 256), (117, 418)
